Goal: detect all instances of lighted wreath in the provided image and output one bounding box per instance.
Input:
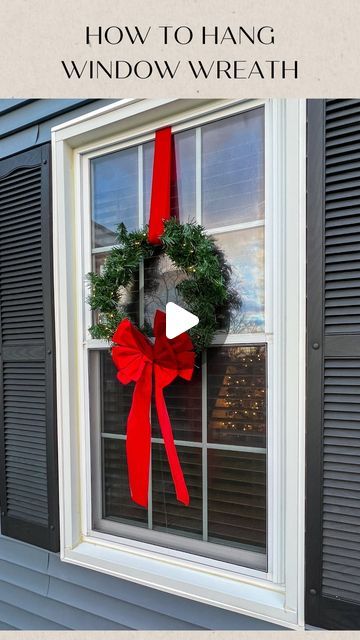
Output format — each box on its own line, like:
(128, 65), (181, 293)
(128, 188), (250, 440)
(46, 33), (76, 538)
(87, 127), (238, 509)
(88, 217), (235, 353)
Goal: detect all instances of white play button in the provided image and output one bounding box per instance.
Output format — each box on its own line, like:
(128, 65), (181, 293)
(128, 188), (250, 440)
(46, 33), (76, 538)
(166, 302), (199, 339)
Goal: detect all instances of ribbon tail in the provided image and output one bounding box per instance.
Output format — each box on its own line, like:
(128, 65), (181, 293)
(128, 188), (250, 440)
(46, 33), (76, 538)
(154, 375), (190, 506)
(126, 363), (152, 507)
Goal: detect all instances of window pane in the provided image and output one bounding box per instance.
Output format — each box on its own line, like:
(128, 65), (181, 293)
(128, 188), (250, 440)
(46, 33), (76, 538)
(207, 346), (266, 448)
(151, 364), (202, 442)
(143, 141), (154, 223)
(98, 350), (133, 435)
(172, 130), (196, 222)
(103, 438), (147, 525)
(202, 108), (264, 228)
(152, 444), (202, 538)
(93, 252), (108, 274)
(214, 227), (265, 333)
(208, 449), (266, 552)
(91, 147), (138, 248)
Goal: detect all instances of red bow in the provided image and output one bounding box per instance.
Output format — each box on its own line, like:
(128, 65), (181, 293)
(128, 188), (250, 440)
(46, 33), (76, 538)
(112, 310), (195, 507)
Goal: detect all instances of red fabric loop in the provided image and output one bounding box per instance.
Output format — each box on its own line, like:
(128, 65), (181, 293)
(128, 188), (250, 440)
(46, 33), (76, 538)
(111, 310), (194, 507)
(148, 127), (173, 245)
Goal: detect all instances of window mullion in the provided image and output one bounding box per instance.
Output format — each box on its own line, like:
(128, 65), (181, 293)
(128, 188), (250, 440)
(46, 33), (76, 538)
(202, 350), (208, 541)
(138, 144), (153, 530)
(148, 454), (153, 530)
(138, 144), (145, 328)
(196, 126), (208, 542)
(91, 245), (114, 255)
(195, 127), (202, 224)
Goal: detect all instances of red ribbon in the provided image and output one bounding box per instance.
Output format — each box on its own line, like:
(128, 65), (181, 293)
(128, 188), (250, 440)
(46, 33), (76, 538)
(112, 310), (194, 507)
(148, 127), (174, 244)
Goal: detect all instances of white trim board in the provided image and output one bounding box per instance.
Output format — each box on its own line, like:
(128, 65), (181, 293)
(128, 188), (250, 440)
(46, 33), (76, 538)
(52, 98), (306, 630)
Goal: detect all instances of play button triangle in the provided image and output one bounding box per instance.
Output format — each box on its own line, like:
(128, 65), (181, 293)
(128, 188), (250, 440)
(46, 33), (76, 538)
(165, 302), (199, 339)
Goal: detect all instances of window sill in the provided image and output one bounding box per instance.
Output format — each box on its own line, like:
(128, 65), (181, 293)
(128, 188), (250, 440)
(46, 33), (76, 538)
(62, 538), (300, 629)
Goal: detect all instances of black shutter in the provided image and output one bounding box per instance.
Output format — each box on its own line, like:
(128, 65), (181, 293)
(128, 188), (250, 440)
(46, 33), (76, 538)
(0, 144), (59, 551)
(306, 99), (360, 629)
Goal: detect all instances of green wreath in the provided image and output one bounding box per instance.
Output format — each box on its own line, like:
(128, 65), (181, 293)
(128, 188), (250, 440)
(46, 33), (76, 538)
(88, 217), (238, 352)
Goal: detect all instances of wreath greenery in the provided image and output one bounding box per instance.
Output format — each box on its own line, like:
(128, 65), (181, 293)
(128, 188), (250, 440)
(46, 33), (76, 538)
(88, 218), (238, 352)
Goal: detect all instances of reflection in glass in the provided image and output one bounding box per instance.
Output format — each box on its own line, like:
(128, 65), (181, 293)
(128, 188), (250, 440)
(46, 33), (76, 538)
(143, 141), (154, 223)
(202, 108), (265, 228)
(171, 130), (196, 222)
(93, 252), (108, 275)
(207, 346), (266, 448)
(144, 253), (187, 329)
(214, 227), (265, 333)
(91, 147), (138, 248)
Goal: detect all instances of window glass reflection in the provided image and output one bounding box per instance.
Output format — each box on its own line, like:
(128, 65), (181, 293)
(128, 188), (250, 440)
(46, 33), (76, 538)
(91, 147), (138, 248)
(214, 227), (265, 333)
(202, 108), (265, 228)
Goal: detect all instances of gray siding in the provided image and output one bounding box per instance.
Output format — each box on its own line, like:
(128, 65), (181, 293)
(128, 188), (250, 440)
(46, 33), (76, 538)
(0, 99), (115, 159)
(0, 537), (282, 631)
(0, 99), (283, 631)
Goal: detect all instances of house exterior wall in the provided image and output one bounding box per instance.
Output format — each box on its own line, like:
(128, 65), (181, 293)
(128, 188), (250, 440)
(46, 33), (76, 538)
(0, 99), (115, 159)
(0, 98), (282, 631)
(0, 537), (285, 631)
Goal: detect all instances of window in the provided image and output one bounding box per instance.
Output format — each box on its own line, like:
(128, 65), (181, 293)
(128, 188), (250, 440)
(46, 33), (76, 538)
(89, 107), (267, 570)
(53, 99), (306, 628)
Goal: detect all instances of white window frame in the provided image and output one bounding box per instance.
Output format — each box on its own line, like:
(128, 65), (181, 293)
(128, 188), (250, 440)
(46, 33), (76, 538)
(52, 98), (306, 629)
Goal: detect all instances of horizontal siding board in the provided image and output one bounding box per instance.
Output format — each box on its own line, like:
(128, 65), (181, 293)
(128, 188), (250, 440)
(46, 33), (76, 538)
(47, 577), (201, 631)
(0, 100), (93, 138)
(0, 535), (282, 630)
(0, 99), (116, 160)
(47, 553), (282, 630)
(0, 100), (34, 115)
(0, 537), (49, 572)
(0, 559), (49, 595)
(0, 620), (17, 630)
(0, 580), (126, 630)
(0, 600), (66, 630)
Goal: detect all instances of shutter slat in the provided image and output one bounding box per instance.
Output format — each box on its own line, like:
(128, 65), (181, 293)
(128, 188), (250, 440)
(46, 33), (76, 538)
(322, 358), (360, 605)
(326, 99), (360, 114)
(324, 109), (360, 334)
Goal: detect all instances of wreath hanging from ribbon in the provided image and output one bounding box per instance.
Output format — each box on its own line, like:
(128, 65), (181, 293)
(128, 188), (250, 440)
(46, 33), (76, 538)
(87, 127), (238, 508)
